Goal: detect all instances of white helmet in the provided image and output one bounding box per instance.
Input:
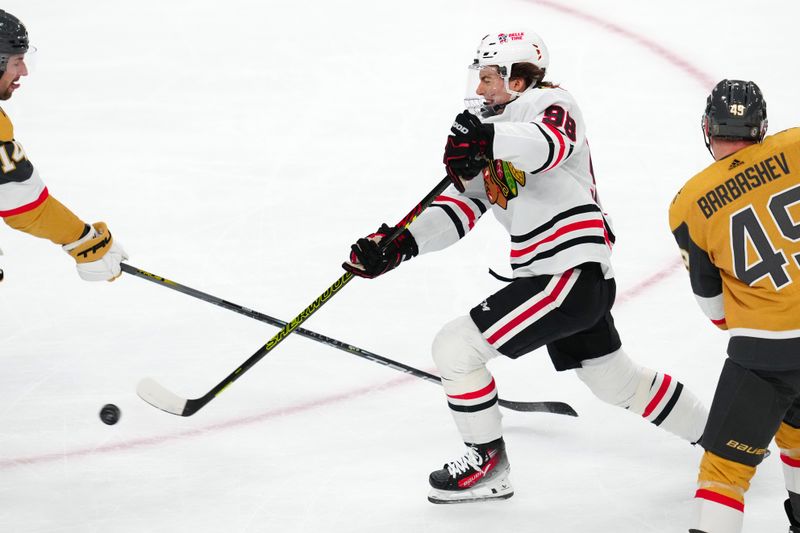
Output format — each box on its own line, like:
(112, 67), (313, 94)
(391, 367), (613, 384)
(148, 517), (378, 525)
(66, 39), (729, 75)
(473, 30), (549, 75)
(465, 31), (550, 117)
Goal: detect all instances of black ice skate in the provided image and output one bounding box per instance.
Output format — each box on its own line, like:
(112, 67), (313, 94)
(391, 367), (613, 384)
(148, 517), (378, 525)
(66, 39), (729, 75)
(428, 437), (513, 504)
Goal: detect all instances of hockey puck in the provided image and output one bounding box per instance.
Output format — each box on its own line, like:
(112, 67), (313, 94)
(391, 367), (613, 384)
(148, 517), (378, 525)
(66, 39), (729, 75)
(99, 404), (121, 425)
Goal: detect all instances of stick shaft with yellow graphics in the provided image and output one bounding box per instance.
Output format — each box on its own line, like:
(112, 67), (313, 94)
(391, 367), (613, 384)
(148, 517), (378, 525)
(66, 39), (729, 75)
(136, 177), (452, 417)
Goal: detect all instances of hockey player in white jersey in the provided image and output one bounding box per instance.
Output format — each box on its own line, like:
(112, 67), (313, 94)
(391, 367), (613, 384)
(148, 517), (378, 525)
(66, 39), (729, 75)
(344, 30), (708, 504)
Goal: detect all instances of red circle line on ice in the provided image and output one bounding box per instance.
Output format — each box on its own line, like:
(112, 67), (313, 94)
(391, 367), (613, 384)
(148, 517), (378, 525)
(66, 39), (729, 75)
(0, 1), (714, 470)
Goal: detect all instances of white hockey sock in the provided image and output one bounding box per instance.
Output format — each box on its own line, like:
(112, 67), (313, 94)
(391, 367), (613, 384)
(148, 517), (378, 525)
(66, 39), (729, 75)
(575, 349), (708, 443)
(441, 368), (502, 444)
(780, 450), (800, 494)
(693, 489), (744, 533)
(775, 422), (800, 520)
(632, 369), (708, 443)
(432, 316), (503, 444)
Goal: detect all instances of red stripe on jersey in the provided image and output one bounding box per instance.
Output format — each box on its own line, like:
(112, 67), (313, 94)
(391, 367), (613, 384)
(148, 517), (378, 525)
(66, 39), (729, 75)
(781, 454), (800, 468)
(436, 195), (476, 229)
(447, 378), (497, 400)
(711, 317), (727, 326)
(695, 489), (744, 512)
(487, 269), (574, 345)
(0, 186), (49, 217)
(542, 122), (566, 171)
(643, 374), (672, 418)
(510, 219), (605, 258)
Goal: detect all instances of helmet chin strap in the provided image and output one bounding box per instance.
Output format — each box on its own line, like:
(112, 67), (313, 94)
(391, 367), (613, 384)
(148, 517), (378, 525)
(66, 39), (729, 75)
(504, 72), (538, 97)
(480, 95), (519, 118)
(477, 76), (536, 118)
(485, 81), (534, 115)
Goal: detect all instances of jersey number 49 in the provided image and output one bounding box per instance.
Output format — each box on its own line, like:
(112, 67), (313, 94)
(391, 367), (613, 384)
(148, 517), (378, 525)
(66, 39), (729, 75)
(730, 183), (800, 289)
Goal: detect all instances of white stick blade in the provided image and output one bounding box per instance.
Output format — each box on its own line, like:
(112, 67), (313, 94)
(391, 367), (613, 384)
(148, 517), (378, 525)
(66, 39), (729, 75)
(137, 378), (188, 416)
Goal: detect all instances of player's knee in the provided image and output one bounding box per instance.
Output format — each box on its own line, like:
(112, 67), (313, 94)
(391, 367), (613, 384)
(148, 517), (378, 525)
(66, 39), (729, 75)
(574, 349), (648, 408)
(432, 316), (490, 380)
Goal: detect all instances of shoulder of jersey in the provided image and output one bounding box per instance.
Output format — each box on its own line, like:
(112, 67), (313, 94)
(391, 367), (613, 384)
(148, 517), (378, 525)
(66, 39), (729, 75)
(766, 126), (800, 146)
(513, 85), (571, 106)
(670, 127), (800, 225)
(0, 107), (12, 142)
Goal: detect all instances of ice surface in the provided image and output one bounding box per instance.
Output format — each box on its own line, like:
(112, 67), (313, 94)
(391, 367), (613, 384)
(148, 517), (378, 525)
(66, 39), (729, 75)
(0, 0), (798, 531)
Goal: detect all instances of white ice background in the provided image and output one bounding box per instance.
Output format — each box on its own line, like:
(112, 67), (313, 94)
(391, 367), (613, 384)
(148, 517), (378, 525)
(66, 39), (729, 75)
(1, 1), (799, 532)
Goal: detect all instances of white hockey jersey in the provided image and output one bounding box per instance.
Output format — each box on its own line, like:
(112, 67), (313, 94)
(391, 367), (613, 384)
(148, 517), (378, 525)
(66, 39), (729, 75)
(408, 86), (615, 279)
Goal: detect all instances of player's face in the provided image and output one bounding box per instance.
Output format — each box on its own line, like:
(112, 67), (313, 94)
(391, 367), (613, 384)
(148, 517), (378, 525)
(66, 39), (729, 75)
(475, 67), (512, 107)
(0, 54), (28, 101)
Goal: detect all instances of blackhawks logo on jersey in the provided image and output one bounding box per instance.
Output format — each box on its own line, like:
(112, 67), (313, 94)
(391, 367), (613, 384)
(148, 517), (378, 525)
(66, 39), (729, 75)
(482, 159), (525, 209)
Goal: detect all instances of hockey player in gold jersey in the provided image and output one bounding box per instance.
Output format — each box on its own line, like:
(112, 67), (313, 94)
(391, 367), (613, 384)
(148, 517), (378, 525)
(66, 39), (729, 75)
(0, 10), (126, 281)
(670, 79), (800, 533)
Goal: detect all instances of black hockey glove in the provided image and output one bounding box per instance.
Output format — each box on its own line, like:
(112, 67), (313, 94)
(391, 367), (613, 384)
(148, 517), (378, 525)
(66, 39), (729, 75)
(443, 111), (495, 192)
(343, 223), (418, 279)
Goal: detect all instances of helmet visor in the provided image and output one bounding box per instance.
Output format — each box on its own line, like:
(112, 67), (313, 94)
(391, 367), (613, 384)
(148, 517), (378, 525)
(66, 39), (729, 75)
(464, 64), (512, 118)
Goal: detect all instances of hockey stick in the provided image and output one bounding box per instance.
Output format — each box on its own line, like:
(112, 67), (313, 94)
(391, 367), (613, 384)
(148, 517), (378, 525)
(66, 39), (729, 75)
(122, 263), (577, 416)
(136, 177), (454, 416)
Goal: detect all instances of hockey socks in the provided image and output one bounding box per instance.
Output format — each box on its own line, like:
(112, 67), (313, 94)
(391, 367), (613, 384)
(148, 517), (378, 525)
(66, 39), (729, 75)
(441, 367), (502, 445)
(575, 349), (708, 443)
(776, 422), (800, 531)
(690, 451), (755, 533)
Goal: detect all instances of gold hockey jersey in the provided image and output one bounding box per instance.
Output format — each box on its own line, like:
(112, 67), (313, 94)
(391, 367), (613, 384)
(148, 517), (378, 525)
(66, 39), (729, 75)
(669, 127), (800, 369)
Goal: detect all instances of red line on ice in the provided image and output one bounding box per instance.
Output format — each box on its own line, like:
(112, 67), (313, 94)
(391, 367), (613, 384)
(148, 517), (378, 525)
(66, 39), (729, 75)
(526, 0), (716, 89)
(0, 375), (416, 469)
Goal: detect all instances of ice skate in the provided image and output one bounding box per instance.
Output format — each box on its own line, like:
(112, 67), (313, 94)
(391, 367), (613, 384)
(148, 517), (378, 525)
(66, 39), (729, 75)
(428, 438), (513, 504)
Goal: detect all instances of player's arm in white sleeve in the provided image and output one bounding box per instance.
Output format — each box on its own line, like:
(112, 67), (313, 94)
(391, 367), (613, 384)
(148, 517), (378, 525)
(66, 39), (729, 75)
(491, 100), (585, 174)
(407, 179), (488, 255)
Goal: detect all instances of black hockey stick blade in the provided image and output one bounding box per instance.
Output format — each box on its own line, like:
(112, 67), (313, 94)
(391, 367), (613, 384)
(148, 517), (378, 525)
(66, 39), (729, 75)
(498, 399), (578, 416)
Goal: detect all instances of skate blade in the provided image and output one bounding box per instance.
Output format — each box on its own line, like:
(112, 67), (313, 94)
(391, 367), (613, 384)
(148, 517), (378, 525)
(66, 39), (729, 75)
(427, 480), (514, 504)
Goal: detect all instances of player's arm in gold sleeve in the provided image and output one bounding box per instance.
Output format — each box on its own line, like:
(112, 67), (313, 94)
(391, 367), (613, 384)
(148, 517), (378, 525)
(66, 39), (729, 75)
(669, 193), (728, 330)
(3, 194), (129, 281)
(3, 194), (88, 244)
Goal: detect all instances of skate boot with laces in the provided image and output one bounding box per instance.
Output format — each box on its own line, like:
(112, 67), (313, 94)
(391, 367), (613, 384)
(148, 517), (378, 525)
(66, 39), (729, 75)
(428, 437), (513, 504)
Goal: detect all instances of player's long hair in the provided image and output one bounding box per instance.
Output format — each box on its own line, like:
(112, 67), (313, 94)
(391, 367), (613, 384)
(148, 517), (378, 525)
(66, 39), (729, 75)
(511, 63), (558, 89)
